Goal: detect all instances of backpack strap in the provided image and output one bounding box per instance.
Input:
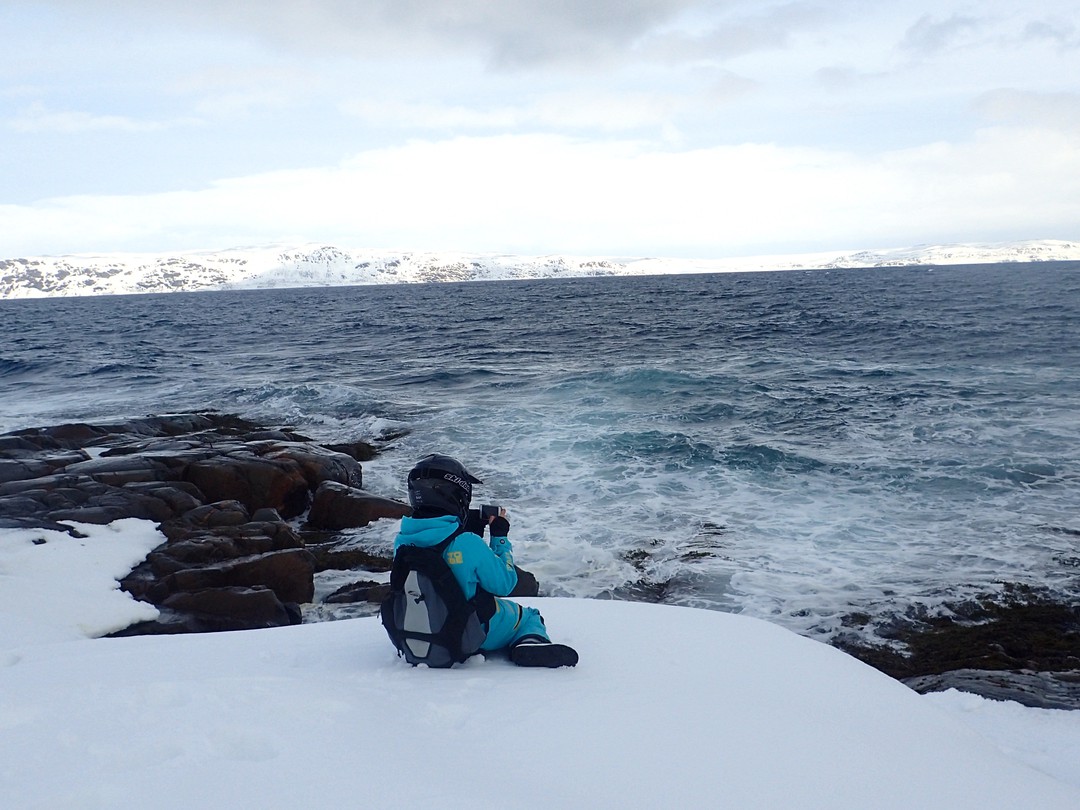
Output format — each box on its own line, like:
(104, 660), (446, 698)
(435, 524), (497, 626)
(432, 524), (466, 554)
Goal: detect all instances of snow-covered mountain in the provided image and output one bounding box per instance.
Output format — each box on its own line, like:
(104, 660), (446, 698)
(2, 240), (1079, 299)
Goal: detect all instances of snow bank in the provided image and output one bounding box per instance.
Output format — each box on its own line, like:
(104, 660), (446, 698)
(0, 519), (161, 647)
(1, 520), (1078, 809)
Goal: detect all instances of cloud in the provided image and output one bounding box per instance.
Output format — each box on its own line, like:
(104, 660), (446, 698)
(5, 2), (1079, 258)
(171, 64), (323, 118)
(1021, 18), (1080, 49)
(3, 130), (1077, 258)
(974, 89), (1080, 134)
(340, 89), (685, 133)
(39, 0), (701, 68)
(7, 102), (180, 134)
(26, 1), (828, 72)
(900, 14), (982, 55)
(646, 2), (833, 63)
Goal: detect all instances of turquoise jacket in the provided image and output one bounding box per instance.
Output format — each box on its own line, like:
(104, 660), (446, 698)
(393, 514), (548, 649)
(393, 514), (518, 599)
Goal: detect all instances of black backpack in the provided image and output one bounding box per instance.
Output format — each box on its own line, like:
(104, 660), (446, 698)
(380, 527), (495, 668)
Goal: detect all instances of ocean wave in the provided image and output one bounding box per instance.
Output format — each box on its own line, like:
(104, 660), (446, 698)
(582, 430), (719, 470)
(975, 460), (1061, 487)
(0, 357), (46, 377)
(719, 442), (827, 474)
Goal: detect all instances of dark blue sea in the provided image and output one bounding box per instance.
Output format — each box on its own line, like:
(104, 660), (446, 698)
(3, 263), (1079, 646)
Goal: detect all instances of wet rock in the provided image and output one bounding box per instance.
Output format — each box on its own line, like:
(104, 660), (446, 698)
(0, 435), (51, 455)
(158, 518), (304, 554)
(0, 494), (49, 517)
(162, 549), (315, 604)
(108, 599), (300, 636)
(220, 549), (317, 603)
(183, 452), (311, 518)
(106, 607), (208, 637)
(178, 500), (251, 529)
(307, 543), (394, 574)
(306, 481), (411, 530)
(146, 539), (246, 576)
(265, 443), (363, 490)
(0, 473), (93, 497)
(122, 519), (306, 601)
(162, 586), (299, 630)
(0, 459), (56, 484)
(323, 440), (380, 462)
(46, 486), (177, 524)
(836, 590), (1080, 707)
(63, 455), (173, 486)
(905, 668), (1080, 710)
(122, 482), (205, 516)
(325, 580), (391, 604)
(35, 422), (113, 448)
(0, 517), (88, 537)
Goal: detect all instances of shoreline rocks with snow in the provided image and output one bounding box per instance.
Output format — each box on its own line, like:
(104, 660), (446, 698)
(0, 414), (413, 634)
(836, 592), (1080, 710)
(0, 412), (540, 636)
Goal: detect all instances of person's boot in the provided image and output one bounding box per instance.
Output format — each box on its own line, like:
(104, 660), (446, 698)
(509, 635), (578, 668)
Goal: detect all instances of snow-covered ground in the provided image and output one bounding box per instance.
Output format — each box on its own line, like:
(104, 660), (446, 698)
(3, 239), (1080, 298)
(2, 520), (1079, 809)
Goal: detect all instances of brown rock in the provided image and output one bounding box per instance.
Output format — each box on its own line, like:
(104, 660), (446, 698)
(0, 434), (53, 455)
(121, 482), (205, 517)
(46, 486), (176, 524)
(265, 444), (363, 490)
(179, 500), (251, 528)
(0, 473), (93, 497)
(323, 440), (380, 462)
(324, 580), (391, 604)
(224, 549), (316, 603)
(184, 452), (311, 518)
(64, 455), (172, 486)
(162, 549), (315, 604)
(148, 537), (245, 573)
(41, 422), (112, 447)
(163, 587), (295, 628)
(0, 459), (55, 484)
(306, 481), (410, 530)
(307, 544), (394, 573)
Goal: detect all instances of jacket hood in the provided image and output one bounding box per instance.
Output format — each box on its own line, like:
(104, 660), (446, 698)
(394, 514), (461, 550)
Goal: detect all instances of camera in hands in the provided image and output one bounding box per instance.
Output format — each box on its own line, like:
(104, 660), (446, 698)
(465, 504), (502, 535)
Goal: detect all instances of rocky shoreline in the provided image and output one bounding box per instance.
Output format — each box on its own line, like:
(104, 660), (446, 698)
(0, 413), (534, 637)
(2, 412), (1077, 708)
(836, 589), (1080, 710)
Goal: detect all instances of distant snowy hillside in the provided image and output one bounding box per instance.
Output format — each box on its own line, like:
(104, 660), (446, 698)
(2, 240), (1079, 298)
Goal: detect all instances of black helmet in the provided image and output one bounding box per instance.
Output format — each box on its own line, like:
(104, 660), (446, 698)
(407, 454), (482, 521)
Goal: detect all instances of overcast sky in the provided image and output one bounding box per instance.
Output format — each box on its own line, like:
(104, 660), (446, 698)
(2, 1), (1078, 258)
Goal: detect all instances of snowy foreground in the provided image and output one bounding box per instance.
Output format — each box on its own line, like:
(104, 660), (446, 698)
(2, 521), (1080, 809)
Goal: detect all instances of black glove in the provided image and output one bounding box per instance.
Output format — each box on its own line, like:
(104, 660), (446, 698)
(489, 515), (510, 537)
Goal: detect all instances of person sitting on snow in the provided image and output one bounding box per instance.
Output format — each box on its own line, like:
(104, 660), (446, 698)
(391, 453), (578, 668)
